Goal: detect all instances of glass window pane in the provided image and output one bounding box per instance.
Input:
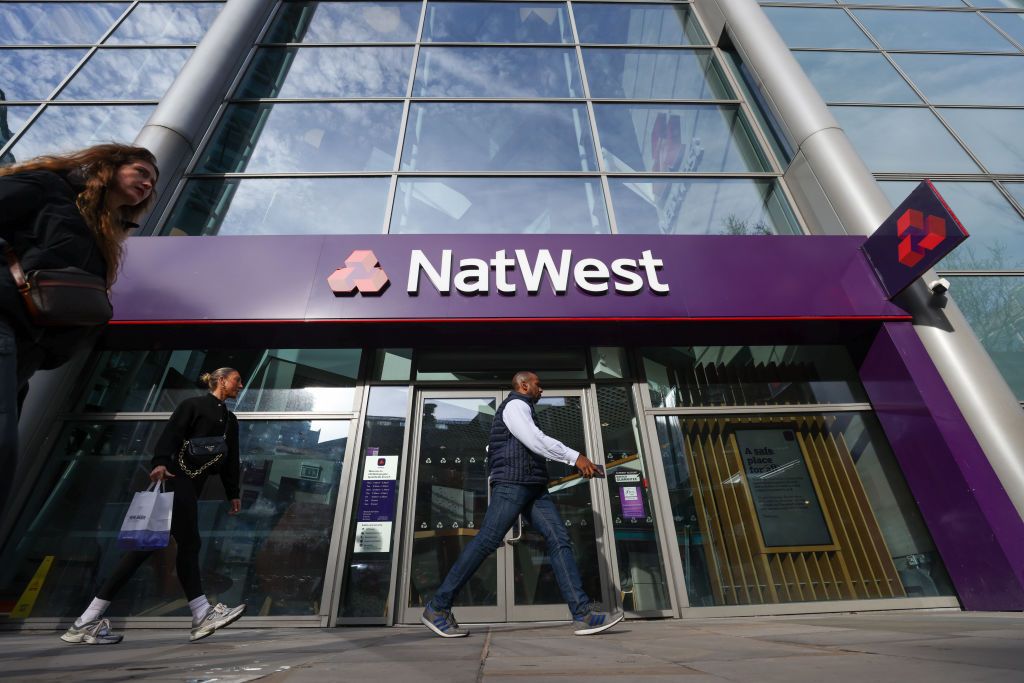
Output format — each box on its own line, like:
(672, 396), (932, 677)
(611, 178), (800, 236)
(879, 181), (1024, 271)
(591, 347), (628, 379)
(793, 51), (919, 104)
(267, 1), (421, 43)
(831, 106), (978, 173)
(657, 412), (953, 607)
(842, 0), (966, 5)
(414, 348), (589, 381)
(761, 7), (873, 48)
(948, 276), (1024, 397)
(390, 177), (610, 234)
(583, 48), (732, 100)
(74, 348), (362, 413)
(984, 11), (1024, 44)
(594, 104), (769, 173)
(197, 102), (402, 173)
(970, 0), (1024, 7)
(414, 46), (582, 98)
(573, 3), (708, 45)
(893, 54), (1024, 106)
(236, 47), (413, 99)
(853, 9), (1018, 51)
(642, 346), (868, 407)
(0, 105), (38, 165)
(401, 102), (597, 172)
(0, 3), (127, 44)
(339, 386), (409, 618)
(106, 2), (222, 44)
(940, 108), (1024, 174)
(423, 2), (571, 43)
(58, 48), (192, 100)
(0, 418), (349, 618)
(1006, 182), (1024, 209)
(6, 104), (154, 161)
(163, 177), (390, 236)
(0, 49), (86, 100)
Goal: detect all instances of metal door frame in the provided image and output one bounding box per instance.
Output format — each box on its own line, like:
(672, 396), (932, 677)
(396, 388), (616, 624)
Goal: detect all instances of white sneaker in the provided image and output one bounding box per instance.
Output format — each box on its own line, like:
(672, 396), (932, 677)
(60, 618), (123, 644)
(189, 603), (246, 642)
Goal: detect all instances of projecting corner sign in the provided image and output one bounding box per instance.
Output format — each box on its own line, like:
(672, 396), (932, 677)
(861, 180), (969, 299)
(327, 248), (670, 297)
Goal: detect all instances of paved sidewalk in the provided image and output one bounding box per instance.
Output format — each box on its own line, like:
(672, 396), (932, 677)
(1, 610), (1022, 682)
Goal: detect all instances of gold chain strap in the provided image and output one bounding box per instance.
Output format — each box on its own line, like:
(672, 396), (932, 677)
(177, 440), (225, 478)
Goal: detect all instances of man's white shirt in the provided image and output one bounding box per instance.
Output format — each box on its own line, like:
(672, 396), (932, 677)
(502, 399), (579, 467)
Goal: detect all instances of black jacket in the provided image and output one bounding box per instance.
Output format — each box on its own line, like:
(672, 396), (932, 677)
(0, 169), (108, 366)
(152, 393), (242, 500)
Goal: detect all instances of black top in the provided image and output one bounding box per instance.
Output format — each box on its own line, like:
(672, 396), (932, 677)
(0, 169), (108, 366)
(152, 393), (241, 500)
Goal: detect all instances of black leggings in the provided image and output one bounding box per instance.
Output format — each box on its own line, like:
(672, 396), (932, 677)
(98, 473), (207, 602)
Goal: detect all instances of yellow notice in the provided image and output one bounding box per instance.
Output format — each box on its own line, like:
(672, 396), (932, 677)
(10, 555), (55, 619)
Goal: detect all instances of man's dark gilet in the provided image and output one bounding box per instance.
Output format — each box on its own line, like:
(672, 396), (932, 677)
(488, 392), (549, 487)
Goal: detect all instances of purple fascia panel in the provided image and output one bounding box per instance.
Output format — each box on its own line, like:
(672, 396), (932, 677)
(861, 322), (1024, 610)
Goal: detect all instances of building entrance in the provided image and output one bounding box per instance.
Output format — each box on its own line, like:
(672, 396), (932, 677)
(398, 390), (613, 624)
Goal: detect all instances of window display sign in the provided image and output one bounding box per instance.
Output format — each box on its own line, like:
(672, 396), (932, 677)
(614, 471), (645, 519)
(735, 429), (833, 549)
(354, 448), (399, 554)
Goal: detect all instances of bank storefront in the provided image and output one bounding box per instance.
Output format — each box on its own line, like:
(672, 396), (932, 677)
(1, 233), (983, 627)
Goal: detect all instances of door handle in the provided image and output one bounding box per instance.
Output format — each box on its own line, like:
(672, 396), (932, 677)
(506, 515), (523, 545)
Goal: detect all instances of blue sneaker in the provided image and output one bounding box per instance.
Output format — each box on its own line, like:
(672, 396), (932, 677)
(573, 610), (623, 635)
(421, 604), (469, 638)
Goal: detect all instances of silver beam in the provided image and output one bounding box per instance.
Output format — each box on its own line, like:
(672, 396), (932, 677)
(694, 0), (1024, 520)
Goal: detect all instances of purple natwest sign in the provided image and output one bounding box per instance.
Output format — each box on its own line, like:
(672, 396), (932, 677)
(111, 234), (908, 323)
(862, 180), (969, 299)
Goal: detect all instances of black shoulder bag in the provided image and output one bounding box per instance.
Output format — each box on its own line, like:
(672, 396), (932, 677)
(177, 433), (228, 478)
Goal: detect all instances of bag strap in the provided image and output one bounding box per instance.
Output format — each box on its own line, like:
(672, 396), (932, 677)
(0, 238), (29, 293)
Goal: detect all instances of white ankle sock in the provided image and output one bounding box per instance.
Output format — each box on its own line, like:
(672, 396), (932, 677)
(76, 597), (110, 627)
(189, 596), (212, 623)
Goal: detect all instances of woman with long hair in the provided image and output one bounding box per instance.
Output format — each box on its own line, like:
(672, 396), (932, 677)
(0, 143), (158, 514)
(63, 367), (247, 645)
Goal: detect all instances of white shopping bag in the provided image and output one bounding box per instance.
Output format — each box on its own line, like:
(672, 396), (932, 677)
(116, 481), (173, 551)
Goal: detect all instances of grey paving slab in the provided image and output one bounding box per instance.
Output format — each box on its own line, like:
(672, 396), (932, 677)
(838, 635), (1024, 671)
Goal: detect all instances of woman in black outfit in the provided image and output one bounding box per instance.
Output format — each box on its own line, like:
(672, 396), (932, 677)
(0, 144), (158, 515)
(62, 367), (248, 645)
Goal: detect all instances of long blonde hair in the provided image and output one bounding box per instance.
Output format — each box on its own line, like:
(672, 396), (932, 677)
(0, 143), (159, 283)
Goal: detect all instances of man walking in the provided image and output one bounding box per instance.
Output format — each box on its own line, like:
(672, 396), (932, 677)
(422, 371), (623, 638)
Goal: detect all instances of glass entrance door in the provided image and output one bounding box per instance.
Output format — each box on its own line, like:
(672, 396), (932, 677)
(400, 390), (609, 623)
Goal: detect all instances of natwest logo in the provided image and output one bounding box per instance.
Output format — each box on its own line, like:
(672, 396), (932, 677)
(897, 208), (946, 268)
(407, 249), (670, 295)
(328, 250), (389, 296)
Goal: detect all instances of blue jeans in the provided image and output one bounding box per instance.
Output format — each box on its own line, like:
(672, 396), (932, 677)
(429, 482), (591, 619)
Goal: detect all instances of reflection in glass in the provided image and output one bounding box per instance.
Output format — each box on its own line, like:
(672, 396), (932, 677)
(841, 0), (965, 4)
(423, 2), (571, 43)
(985, 11), (1024, 45)
(267, 1), (421, 43)
(970, 0), (1024, 7)
(948, 276), (1024, 398)
(854, 9), (1017, 51)
(761, 7), (873, 49)
(657, 413), (954, 607)
(414, 349), (589, 381)
(595, 385), (671, 612)
(408, 397), (498, 609)
(583, 48), (732, 100)
(391, 177), (609, 234)
(1006, 183), (1024, 212)
(594, 104), (769, 173)
(75, 348), (361, 414)
(414, 47), (582, 98)
(8, 104), (154, 161)
(198, 102), (402, 173)
(236, 47), (413, 99)
(0, 105), (38, 166)
(573, 3), (707, 45)
(340, 386), (410, 618)
(59, 48), (192, 100)
(879, 181), (1024, 271)
(831, 106), (977, 173)
(893, 54), (1024, 106)
(107, 2), (222, 44)
(611, 178), (800, 236)
(0, 419), (349, 618)
(641, 345), (868, 408)
(0, 3), (127, 45)
(792, 52), (919, 104)
(163, 177), (390, 236)
(0, 49), (86, 101)
(940, 108), (1024, 174)
(401, 102), (597, 172)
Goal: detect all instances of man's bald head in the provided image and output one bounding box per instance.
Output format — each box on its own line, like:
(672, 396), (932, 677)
(512, 371), (536, 390)
(512, 371), (543, 401)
